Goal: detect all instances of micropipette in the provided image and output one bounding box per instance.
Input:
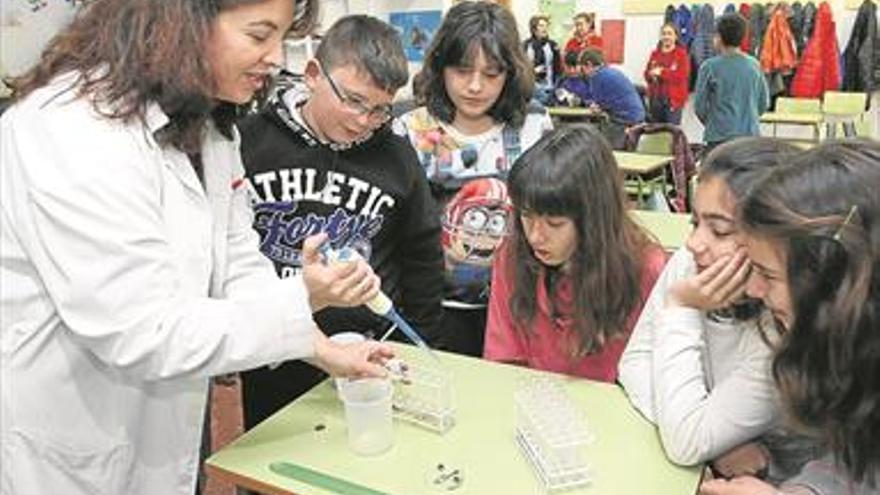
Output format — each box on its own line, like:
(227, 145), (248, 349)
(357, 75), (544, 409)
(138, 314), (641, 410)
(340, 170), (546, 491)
(319, 243), (440, 362)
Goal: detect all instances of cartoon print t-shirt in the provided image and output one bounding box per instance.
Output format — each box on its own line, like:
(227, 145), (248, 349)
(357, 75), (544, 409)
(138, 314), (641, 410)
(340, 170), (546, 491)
(393, 107), (552, 305)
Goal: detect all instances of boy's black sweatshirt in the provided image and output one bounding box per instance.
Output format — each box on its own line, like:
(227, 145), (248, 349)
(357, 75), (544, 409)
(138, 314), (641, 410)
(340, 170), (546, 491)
(238, 89), (444, 342)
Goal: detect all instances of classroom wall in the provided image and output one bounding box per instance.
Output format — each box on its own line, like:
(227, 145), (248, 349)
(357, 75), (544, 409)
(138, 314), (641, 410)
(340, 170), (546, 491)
(0, 1), (79, 81)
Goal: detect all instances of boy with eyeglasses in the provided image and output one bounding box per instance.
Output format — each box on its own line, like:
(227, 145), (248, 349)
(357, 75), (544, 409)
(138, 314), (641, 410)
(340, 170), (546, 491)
(238, 15), (444, 429)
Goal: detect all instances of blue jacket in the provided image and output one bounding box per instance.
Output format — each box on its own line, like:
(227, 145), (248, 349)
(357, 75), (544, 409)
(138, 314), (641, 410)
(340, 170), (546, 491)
(583, 66), (646, 124)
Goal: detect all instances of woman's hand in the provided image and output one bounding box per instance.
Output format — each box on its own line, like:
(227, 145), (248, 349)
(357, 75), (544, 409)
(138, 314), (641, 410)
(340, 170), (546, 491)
(700, 476), (777, 495)
(666, 249), (751, 311)
(301, 234), (381, 312)
(711, 441), (770, 479)
(311, 330), (395, 379)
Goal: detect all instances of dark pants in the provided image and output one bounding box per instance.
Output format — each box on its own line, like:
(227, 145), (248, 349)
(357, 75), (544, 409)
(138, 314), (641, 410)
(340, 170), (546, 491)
(648, 97), (682, 125)
(601, 118), (632, 150)
(241, 361), (326, 429)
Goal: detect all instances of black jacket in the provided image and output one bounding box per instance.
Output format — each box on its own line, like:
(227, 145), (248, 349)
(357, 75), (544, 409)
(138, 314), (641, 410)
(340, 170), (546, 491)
(523, 37), (562, 85)
(842, 0), (879, 93)
(238, 86), (444, 342)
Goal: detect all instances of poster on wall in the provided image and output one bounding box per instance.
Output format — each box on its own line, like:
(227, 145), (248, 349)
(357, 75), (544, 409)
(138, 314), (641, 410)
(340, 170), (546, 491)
(539, 0), (576, 43)
(389, 10), (442, 63)
(601, 20), (625, 64)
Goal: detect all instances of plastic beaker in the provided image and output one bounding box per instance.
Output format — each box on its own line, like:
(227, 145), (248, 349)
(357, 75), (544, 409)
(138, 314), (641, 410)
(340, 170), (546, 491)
(338, 377), (394, 456)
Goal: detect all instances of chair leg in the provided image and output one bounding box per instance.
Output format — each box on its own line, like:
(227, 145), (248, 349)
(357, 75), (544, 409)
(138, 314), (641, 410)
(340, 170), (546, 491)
(826, 122), (836, 139)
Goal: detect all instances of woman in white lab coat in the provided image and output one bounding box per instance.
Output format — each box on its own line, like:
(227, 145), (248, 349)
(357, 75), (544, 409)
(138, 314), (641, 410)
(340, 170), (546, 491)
(0, 1), (394, 494)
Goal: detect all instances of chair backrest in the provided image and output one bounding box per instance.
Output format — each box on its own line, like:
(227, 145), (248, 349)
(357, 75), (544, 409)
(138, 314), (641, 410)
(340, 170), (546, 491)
(821, 91), (868, 116)
(636, 131), (674, 155)
(775, 97), (821, 114)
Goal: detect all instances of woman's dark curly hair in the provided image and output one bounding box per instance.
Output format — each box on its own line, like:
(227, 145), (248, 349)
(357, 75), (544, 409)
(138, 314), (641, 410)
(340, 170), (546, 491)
(418, 1), (533, 128)
(11, 0), (317, 154)
(741, 139), (880, 487)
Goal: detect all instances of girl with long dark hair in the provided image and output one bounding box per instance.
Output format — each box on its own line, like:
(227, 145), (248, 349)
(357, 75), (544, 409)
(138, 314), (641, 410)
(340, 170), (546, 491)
(484, 124), (666, 381)
(702, 139), (880, 495)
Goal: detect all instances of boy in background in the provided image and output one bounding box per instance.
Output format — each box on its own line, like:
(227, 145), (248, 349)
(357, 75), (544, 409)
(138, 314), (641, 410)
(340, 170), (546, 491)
(694, 13), (769, 151)
(577, 48), (646, 149)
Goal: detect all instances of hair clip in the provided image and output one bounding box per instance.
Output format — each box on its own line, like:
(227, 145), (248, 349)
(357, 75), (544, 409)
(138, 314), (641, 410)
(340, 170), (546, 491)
(832, 205), (859, 241)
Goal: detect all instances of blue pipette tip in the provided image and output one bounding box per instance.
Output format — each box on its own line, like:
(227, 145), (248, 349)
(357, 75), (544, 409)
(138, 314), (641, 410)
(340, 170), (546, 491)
(385, 309), (440, 362)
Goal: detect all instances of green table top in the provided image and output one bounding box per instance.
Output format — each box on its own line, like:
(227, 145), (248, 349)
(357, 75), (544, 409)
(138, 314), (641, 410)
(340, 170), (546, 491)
(760, 112), (823, 124)
(207, 346), (702, 495)
(631, 210), (691, 252)
(547, 106), (601, 117)
(613, 151), (673, 174)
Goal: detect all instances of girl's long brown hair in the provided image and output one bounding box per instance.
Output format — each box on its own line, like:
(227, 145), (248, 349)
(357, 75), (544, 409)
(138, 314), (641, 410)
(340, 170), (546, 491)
(418, 1), (533, 128)
(506, 124), (656, 355)
(11, 0), (316, 153)
(741, 139), (880, 487)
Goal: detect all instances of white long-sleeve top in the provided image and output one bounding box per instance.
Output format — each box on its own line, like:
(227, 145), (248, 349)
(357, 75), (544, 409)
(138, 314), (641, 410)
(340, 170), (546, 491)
(618, 247), (782, 465)
(1, 73), (317, 495)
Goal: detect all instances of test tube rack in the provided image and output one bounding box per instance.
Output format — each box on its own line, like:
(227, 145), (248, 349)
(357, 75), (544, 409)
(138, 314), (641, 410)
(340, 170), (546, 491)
(514, 375), (593, 492)
(390, 361), (456, 434)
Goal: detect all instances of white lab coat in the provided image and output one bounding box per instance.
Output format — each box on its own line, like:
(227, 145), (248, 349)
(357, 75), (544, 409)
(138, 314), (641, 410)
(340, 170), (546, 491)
(0, 73), (317, 495)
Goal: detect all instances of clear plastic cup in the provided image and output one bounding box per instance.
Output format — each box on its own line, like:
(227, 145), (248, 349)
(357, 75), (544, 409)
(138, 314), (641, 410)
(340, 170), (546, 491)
(338, 377), (394, 456)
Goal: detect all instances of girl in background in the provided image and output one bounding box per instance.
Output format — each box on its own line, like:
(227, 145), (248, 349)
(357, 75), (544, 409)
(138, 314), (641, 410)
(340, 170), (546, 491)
(644, 22), (691, 124)
(564, 12), (603, 57)
(619, 138), (817, 481)
(484, 125), (666, 382)
(394, 0), (552, 356)
(702, 139), (880, 495)
(523, 14), (561, 106)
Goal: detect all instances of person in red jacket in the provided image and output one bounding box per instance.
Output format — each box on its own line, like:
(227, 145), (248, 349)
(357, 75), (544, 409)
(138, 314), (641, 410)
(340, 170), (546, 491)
(644, 23), (691, 124)
(564, 12), (603, 58)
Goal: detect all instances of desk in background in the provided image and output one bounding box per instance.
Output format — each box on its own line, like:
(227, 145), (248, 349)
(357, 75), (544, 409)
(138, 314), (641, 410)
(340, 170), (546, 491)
(547, 106), (607, 124)
(207, 345), (702, 495)
(613, 151), (673, 208)
(760, 112), (822, 143)
(632, 210), (691, 252)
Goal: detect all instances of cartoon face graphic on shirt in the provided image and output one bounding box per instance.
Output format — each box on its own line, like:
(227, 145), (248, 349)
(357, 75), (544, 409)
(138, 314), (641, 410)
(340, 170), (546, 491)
(442, 178), (511, 268)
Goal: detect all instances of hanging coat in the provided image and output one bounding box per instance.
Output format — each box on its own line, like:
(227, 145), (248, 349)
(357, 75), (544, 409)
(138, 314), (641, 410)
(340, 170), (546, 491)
(789, 2), (806, 55)
(677, 4), (695, 47)
(739, 3), (753, 53)
(749, 3), (769, 58)
(690, 5), (717, 70)
(760, 6), (798, 74)
(665, 4), (678, 24)
(842, 0), (879, 92)
(790, 1), (842, 98)
(801, 2), (818, 49)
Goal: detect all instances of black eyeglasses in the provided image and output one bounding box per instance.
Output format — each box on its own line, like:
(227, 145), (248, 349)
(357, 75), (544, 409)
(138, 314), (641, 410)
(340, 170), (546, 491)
(319, 63), (393, 122)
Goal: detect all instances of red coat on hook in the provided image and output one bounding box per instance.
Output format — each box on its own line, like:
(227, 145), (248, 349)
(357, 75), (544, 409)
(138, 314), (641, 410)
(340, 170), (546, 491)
(790, 1), (841, 97)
